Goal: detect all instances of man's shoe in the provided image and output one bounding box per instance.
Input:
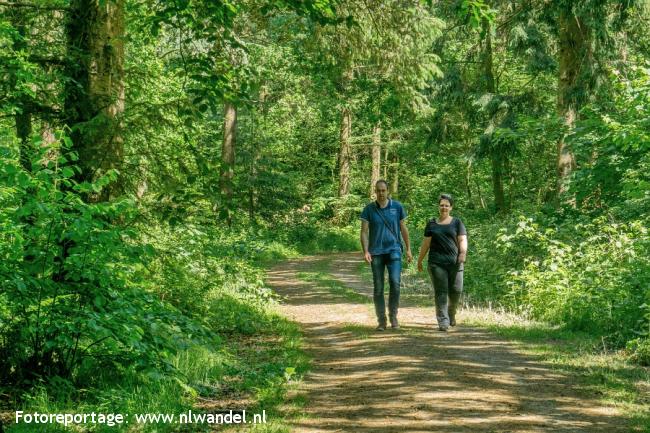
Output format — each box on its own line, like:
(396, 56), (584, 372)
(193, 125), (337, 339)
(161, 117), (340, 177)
(376, 324), (386, 331)
(450, 317), (456, 327)
(438, 326), (448, 332)
(390, 317), (400, 329)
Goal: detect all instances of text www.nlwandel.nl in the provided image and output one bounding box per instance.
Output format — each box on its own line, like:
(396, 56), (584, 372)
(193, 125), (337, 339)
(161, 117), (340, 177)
(14, 409), (266, 427)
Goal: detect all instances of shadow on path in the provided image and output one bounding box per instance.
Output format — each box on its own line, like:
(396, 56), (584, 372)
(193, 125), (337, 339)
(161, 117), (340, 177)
(267, 253), (628, 433)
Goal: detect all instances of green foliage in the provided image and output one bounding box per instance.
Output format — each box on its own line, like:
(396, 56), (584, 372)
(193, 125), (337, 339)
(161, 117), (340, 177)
(627, 338), (650, 366)
(569, 63), (650, 215)
(0, 136), (211, 389)
(464, 212), (650, 359)
(1, 136), (314, 430)
(503, 217), (647, 338)
(457, 0), (496, 30)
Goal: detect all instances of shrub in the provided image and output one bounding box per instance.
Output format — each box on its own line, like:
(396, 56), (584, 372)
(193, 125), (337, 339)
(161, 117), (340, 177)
(0, 137), (211, 389)
(467, 213), (650, 349)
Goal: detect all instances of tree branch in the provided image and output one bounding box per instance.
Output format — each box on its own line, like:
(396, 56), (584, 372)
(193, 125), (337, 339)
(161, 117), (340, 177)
(28, 55), (66, 66)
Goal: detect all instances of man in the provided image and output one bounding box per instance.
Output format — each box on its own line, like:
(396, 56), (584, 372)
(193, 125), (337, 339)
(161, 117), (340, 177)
(360, 180), (413, 330)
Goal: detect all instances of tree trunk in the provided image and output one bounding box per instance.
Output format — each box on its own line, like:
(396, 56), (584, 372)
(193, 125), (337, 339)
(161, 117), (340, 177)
(370, 121), (381, 199)
(482, 19), (495, 94)
(465, 153), (473, 208)
(390, 152), (398, 196)
(8, 16), (33, 172)
(383, 147), (389, 179)
(505, 156), (515, 209)
(249, 87), (267, 223)
(248, 161), (256, 221)
(221, 102), (237, 200)
(40, 11), (63, 165)
(482, 18), (506, 213)
(65, 0), (125, 201)
(557, 8), (592, 196)
(491, 156), (505, 212)
(474, 176), (486, 210)
(338, 106), (351, 197)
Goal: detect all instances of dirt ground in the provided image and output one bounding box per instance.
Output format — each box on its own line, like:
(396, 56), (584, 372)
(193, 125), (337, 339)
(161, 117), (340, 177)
(266, 253), (629, 433)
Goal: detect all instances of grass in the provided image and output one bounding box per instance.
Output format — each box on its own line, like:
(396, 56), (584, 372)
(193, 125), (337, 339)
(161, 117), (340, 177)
(295, 268), (371, 305)
(5, 312), (307, 433)
(340, 323), (373, 339)
(463, 307), (650, 432)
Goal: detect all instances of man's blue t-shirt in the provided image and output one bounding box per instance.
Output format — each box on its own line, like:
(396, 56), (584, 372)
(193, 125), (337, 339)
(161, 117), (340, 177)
(360, 199), (407, 256)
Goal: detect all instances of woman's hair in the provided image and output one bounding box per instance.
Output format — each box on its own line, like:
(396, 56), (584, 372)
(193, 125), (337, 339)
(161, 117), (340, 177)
(438, 193), (454, 206)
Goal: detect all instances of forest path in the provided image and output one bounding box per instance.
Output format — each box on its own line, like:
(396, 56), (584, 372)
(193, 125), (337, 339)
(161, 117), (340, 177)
(266, 252), (628, 433)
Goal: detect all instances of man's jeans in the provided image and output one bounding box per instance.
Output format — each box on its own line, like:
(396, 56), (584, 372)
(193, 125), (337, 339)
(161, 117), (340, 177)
(371, 253), (402, 325)
(428, 262), (464, 327)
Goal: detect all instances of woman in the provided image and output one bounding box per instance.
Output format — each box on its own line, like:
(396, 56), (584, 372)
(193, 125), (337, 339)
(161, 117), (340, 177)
(417, 193), (468, 331)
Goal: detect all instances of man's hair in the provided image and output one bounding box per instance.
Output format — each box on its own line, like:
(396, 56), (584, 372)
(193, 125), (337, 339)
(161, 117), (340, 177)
(375, 179), (389, 189)
(438, 193), (454, 206)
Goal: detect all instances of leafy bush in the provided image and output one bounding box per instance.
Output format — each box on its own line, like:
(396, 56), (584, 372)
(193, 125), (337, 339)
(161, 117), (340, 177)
(627, 337), (650, 366)
(569, 64), (650, 217)
(2, 137), (311, 431)
(0, 137), (211, 389)
(466, 212), (650, 350)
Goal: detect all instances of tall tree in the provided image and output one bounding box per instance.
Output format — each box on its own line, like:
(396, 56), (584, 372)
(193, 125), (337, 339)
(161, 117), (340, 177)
(481, 17), (506, 212)
(390, 151), (398, 196)
(12, 16), (32, 171)
(221, 102), (237, 219)
(369, 121), (381, 198)
(552, 0), (639, 196)
(338, 106), (351, 197)
(555, 5), (592, 195)
(65, 0), (125, 201)
(308, 0), (442, 197)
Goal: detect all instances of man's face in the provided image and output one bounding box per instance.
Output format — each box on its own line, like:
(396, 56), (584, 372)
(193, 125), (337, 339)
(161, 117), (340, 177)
(375, 183), (388, 201)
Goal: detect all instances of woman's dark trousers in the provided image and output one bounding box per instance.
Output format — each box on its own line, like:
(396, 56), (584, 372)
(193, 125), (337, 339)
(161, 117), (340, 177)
(428, 263), (463, 327)
(370, 254), (401, 326)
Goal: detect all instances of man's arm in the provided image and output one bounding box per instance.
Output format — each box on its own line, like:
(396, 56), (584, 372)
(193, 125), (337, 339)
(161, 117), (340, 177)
(361, 220), (371, 263)
(399, 220), (413, 263)
(457, 234), (468, 263)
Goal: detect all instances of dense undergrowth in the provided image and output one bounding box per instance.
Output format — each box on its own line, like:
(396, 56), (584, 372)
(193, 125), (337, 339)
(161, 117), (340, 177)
(467, 212), (649, 348)
(0, 139), (358, 432)
(460, 209), (650, 365)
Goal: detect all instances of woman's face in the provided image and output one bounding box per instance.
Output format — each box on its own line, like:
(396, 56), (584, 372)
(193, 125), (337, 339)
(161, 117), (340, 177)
(438, 199), (452, 217)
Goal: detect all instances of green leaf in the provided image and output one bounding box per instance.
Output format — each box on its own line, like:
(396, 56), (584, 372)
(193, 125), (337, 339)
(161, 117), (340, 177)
(61, 167), (75, 178)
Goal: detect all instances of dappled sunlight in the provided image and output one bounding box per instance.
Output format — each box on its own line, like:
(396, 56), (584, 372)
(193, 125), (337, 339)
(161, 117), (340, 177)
(267, 253), (630, 432)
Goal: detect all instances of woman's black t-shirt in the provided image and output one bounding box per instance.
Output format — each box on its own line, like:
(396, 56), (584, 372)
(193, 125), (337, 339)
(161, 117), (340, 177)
(423, 217), (467, 265)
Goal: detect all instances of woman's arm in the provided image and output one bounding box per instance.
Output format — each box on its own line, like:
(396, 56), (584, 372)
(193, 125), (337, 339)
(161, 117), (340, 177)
(417, 236), (432, 271)
(457, 234), (468, 263)
(399, 219), (413, 263)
